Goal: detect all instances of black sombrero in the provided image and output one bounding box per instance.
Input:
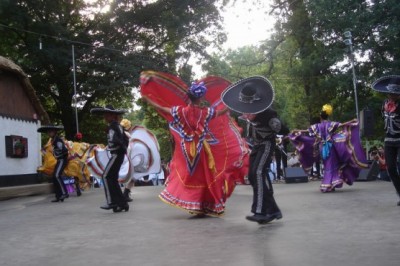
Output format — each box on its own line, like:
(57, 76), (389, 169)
(222, 76), (275, 114)
(37, 124), (64, 133)
(90, 104), (126, 115)
(371, 75), (400, 94)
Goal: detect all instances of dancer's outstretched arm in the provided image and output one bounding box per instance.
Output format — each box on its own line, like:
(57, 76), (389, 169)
(215, 106), (229, 117)
(142, 95), (171, 114)
(340, 118), (358, 127)
(291, 129), (308, 134)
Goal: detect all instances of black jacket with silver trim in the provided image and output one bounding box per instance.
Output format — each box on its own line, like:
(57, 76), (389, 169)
(107, 121), (127, 154)
(382, 99), (400, 144)
(247, 109), (283, 145)
(52, 135), (68, 159)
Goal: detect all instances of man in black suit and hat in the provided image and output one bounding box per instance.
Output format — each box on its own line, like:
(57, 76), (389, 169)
(222, 76), (283, 224)
(372, 75), (400, 206)
(91, 105), (129, 212)
(37, 125), (69, 202)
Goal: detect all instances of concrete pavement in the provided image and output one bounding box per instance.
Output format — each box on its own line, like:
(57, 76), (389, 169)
(0, 180), (399, 266)
(0, 183), (53, 201)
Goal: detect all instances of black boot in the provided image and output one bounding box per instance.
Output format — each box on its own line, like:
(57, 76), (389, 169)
(113, 203), (129, 213)
(59, 194), (69, 201)
(75, 182), (81, 197)
(52, 194), (68, 202)
(100, 203), (117, 210)
(123, 188), (133, 202)
(397, 193), (400, 206)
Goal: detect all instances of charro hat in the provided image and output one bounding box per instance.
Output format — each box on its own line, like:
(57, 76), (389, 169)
(371, 75), (400, 94)
(221, 76), (274, 114)
(37, 124), (64, 133)
(90, 104), (126, 115)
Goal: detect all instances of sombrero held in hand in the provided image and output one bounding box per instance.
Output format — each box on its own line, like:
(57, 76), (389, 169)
(90, 104), (126, 114)
(371, 75), (400, 94)
(37, 124), (64, 133)
(222, 76), (275, 114)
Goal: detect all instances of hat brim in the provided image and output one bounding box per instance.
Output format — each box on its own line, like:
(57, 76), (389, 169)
(221, 76), (274, 114)
(90, 107), (126, 115)
(371, 75), (400, 94)
(37, 125), (64, 133)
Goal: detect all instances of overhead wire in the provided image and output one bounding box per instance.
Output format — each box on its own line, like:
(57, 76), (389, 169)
(0, 22), (167, 63)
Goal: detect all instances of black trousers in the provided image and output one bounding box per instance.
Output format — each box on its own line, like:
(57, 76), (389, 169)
(275, 144), (288, 179)
(275, 147), (283, 179)
(102, 152), (127, 206)
(384, 144), (400, 197)
(249, 141), (281, 215)
(53, 158), (68, 198)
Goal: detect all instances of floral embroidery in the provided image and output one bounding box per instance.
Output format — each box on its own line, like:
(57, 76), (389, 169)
(384, 100), (397, 113)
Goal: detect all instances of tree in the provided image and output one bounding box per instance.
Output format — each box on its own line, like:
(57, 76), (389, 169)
(0, 0), (138, 141)
(0, 0), (226, 143)
(304, 0), (400, 136)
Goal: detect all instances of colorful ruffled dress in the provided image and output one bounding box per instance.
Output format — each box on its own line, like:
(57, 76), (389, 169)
(289, 120), (367, 192)
(140, 71), (249, 216)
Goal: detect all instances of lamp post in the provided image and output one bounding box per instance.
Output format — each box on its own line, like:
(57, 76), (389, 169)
(39, 39), (79, 136)
(344, 31), (359, 121)
(72, 44), (79, 134)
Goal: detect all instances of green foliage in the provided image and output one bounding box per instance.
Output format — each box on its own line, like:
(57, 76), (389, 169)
(202, 0), (397, 142)
(204, 46), (271, 80)
(2, 0), (399, 146)
(0, 0), (225, 142)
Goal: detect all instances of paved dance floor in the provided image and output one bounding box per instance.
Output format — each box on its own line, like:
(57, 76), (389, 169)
(0, 180), (399, 266)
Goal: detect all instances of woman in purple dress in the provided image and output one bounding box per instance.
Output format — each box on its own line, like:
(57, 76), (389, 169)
(290, 104), (368, 192)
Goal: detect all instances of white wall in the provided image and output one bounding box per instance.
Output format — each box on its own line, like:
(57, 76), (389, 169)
(0, 116), (42, 175)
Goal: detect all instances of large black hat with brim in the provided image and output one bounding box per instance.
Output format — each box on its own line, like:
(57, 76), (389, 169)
(90, 104), (126, 115)
(222, 76), (275, 114)
(37, 124), (64, 133)
(371, 75), (400, 94)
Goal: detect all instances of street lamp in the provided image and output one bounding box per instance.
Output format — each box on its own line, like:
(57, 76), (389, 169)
(344, 31), (359, 121)
(72, 45), (79, 134)
(39, 39), (80, 135)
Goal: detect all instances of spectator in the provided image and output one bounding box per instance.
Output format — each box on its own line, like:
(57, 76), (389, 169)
(268, 154), (277, 183)
(287, 152), (301, 167)
(135, 175), (153, 186)
(150, 169), (165, 186)
(374, 145), (390, 181)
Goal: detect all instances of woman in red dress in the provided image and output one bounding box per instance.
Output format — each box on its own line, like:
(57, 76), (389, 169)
(142, 80), (234, 216)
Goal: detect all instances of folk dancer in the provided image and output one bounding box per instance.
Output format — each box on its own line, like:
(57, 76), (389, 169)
(90, 105), (129, 212)
(289, 104), (367, 192)
(140, 71), (249, 217)
(222, 76), (283, 224)
(37, 125), (69, 202)
(372, 75), (400, 206)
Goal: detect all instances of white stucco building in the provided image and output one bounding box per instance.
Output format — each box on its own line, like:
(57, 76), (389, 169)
(0, 56), (49, 187)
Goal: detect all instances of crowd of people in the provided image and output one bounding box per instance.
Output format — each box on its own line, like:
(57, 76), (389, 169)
(36, 72), (400, 224)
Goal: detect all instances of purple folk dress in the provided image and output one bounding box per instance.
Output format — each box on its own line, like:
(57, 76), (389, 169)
(289, 120), (368, 192)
